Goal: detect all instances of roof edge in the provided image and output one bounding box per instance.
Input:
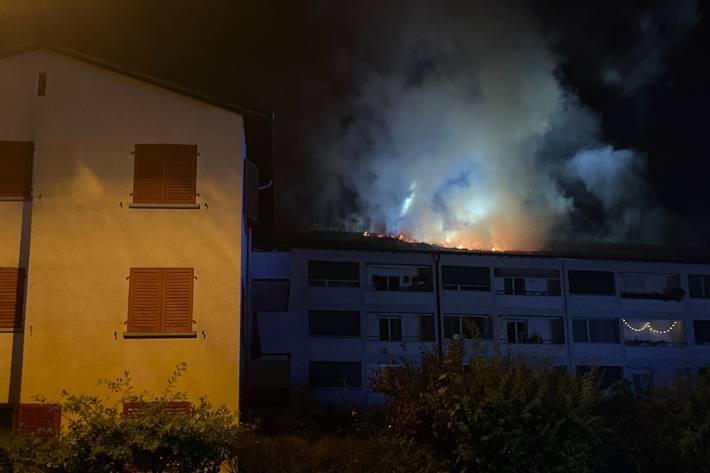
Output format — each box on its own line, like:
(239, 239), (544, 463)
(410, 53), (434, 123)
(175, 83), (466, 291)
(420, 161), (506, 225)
(0, 42), (272, 120)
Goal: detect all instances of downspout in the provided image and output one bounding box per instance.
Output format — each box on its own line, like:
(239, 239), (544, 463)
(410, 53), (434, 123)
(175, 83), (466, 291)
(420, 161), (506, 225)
(561, 260), (573, 372)
(434, 252), (443, 354)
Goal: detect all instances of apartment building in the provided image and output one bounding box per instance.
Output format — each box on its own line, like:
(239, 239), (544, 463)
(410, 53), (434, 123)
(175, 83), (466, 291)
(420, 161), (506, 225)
(247, 233), (710, 409)
(0, 46), (270, 434)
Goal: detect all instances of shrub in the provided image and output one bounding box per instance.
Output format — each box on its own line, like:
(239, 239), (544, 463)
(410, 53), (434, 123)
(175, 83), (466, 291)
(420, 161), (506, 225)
(0, 363), (238, 473)
(371, 340), (605, 473)
(226, 430), (440, 473)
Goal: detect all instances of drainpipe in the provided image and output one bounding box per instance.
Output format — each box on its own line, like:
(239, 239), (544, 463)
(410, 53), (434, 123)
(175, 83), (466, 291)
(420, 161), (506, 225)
(434, 252), (443, 354)
(561, 260), (573, 372)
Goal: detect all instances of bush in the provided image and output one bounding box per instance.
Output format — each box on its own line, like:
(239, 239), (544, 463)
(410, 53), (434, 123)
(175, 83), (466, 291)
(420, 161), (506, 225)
(601, 374), (710, 473)
(371, 341), (605, 473)
(0, 363), (238, 473)
(226, 430), (440, 473)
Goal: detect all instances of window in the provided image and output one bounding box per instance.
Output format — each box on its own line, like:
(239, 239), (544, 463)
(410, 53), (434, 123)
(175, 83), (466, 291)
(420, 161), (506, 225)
(507, 320), (528, 343)
(504, 277), (526, 295)
(506, 317), (564, 344)
(0, 268), (24, 329)
(444, 315), (493, 340)
(619, 273), (683, 301)
(16, 404), (61, 437)
(494, 268), (560, 296)
(441, 266), (490, 291)
(309, 361), (361, 388)
(572, 319), (620, 343)
(0, 141), (33, 199)
(127, 268), (194, 335)
(419, 314), (435, 341)
(577, 365), (624, 389)
(378, 317), (402, 341)
(132, 144), (197, 205)
(694, 320), (710, 345)
(689, 275), (710, 299)
(568, 270), (615, 295)
(622, 319), (685, 346)
(309, 310), (360, 337)
(368, 265), (432, 292)
(308, 261), (359, 288)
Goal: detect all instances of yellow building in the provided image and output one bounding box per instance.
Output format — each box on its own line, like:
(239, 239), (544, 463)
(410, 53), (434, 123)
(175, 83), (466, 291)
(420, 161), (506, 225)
(0, 46), (269, 432)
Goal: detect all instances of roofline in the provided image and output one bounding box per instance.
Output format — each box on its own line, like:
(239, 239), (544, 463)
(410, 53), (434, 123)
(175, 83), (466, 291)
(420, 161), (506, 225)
(0, 43), (272, 120)
(255, 232), (710, 265)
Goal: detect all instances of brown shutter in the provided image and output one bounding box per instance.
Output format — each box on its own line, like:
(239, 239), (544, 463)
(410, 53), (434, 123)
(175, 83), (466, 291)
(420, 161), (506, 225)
(165, 145), (197, 204)
(127, 268), (163, 332)
(0, 268), (24, 329)
(16, 404), (61, 437)
(133, 144), (197, 204)
(0, 141), (33, 199)
(133, 145), (166, 203)
(162, 268), (194, 332)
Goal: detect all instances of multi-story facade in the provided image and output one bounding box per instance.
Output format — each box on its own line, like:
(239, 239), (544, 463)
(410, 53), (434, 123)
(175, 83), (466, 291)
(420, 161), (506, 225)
(0, 46), (269, 433)
(247, 234), (710, 408)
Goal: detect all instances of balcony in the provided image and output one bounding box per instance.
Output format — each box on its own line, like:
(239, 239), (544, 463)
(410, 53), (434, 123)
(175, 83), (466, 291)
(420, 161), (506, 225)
(619, 273), (685, 312)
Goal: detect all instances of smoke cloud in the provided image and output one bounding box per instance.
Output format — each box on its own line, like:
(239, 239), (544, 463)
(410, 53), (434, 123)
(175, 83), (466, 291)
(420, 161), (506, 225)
(307, 0), (683, 251)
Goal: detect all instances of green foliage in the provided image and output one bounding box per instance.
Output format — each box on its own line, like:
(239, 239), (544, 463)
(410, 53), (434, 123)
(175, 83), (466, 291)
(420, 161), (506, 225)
(371, 341), (605, 473)
(0, 363), (238, 473)
(226, 429), (441, 473)
(601, 374), (710, 473)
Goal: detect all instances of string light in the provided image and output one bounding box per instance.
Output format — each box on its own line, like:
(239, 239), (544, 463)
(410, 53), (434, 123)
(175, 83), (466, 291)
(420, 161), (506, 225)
(622, 319), (679, 335)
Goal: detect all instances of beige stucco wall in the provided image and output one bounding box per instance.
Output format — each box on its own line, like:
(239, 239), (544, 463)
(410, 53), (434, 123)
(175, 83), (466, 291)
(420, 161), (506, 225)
(0, 50), (243, 412)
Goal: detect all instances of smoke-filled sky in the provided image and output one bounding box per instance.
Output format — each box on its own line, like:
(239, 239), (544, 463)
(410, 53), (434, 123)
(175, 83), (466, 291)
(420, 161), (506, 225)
(1, 0), (708, 250)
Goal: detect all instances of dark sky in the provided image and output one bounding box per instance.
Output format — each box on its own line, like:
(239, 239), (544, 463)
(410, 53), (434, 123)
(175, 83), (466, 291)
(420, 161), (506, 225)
(1, 0), (707, 245)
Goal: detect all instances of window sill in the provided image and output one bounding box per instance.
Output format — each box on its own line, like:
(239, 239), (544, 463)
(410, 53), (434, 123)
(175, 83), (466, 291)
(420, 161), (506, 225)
(123, 332), (197, 339)
(128, 203), (200, 209)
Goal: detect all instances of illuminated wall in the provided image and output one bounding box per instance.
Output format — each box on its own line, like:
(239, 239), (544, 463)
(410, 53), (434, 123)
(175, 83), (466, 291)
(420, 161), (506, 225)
(0, 49), (243, 412)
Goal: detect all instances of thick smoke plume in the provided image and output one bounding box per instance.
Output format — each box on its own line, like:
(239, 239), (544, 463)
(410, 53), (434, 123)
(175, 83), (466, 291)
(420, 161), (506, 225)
(309, 0), (685, 251)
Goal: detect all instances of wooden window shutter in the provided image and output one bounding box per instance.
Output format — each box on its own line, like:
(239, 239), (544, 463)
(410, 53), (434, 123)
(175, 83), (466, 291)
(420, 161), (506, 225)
(161, 268), (194, 332)
(16, 404), (61, 437)
(0, 268), (24, 329)
(165, 145), (197, 204)
(0, 141), (33, 199)
(127, 268), (163, 332)
(133, 144), (196, 204)
(127, 268), (193, 333)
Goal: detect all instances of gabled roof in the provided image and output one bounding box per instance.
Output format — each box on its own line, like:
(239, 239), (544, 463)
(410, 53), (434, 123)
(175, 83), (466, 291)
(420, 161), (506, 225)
(0, 42), (271, 119)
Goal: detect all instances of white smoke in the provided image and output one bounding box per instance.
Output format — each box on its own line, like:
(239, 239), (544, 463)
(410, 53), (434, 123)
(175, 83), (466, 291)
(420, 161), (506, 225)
(311, 0), (670, 250)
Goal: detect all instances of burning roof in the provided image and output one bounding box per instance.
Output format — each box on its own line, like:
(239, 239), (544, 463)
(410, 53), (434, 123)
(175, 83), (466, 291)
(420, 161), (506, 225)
(256, 230), (710, 265)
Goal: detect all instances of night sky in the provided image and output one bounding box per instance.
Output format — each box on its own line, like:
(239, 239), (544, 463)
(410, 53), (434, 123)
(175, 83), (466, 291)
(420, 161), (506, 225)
(1, 0), (708, 247)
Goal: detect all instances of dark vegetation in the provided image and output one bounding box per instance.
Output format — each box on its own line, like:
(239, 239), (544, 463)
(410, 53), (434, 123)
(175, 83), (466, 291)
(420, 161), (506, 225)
(1, 345), (710, 472)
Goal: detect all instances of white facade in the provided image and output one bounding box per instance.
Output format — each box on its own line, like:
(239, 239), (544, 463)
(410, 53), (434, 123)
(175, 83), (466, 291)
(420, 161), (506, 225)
(249, 245), (710, 407)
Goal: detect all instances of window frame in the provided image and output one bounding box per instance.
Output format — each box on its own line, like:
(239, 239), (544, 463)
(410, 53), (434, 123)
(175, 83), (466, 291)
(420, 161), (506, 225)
(130, 144), (199, 208)
(307, 261), (360, 288)
(506, 319), (529, 344)
(572, 318), (620, 344)
(0, 267), (25, 330)
(125, 267), (196, 338)
(378, 316), (402, 341)
(0, 141), (33, 201)
(444, 315), (493, 340)
(308, 309), (361, 338)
